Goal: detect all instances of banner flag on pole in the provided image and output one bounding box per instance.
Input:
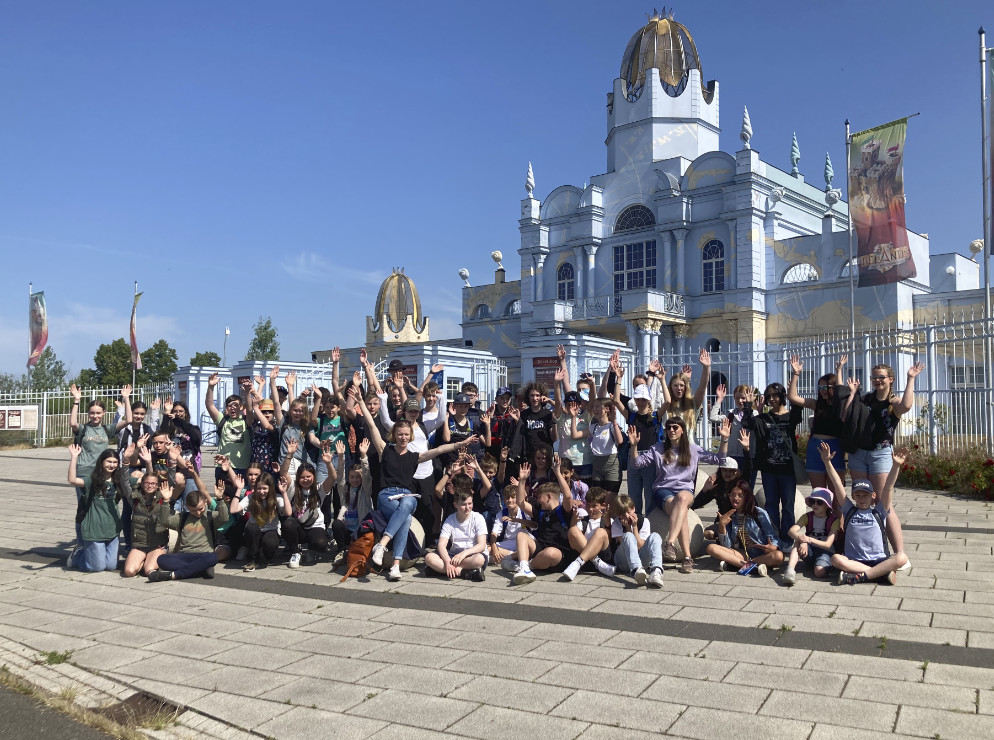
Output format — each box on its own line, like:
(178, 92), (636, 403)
(847, 118), (917, 287)
(988, 48), (993, 243)
(27, 291), (48, 368)
(130, 292), (143, 370)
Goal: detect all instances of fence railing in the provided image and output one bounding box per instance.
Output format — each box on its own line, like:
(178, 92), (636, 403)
(0, 383), (173, 447)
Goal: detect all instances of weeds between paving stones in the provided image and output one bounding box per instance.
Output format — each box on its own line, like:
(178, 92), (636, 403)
(39, 649), (74, 665)
(877, 636), (888, 652)
(57, 685), (78, 702)
(920, 660), (929, 682)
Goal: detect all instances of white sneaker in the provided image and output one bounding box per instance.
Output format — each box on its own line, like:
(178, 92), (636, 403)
(593, 557), (616, 576)
(897, 557), (911, 572)
(647, 567), (664, 589)
(782, 568), (796, 586)
(500, 555), (517, 572)
(235, 546), (248, 562)
(513, 564), (537, 585)
(289, 553), (301, 569)
(386, 562), (402, 581)
(719, 560), (728, 572)
(371, 543), (385, 567)
(633, 567), (648, 586)
(756, 563), (768, 577)
(563, 559), (583, 582)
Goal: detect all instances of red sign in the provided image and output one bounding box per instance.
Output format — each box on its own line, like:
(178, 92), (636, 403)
(533, 356), (558, 385)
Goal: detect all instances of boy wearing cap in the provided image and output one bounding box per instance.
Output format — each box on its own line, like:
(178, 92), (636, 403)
(818, 442), (909, 585)
(487, 386), (518, 460)
(442, 392), (491, 462)
(553, 345), (595, 481)
(782, 488), (839, 586)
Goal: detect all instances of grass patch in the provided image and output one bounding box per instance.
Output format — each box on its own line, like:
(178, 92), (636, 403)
(39, 650), (74, 665)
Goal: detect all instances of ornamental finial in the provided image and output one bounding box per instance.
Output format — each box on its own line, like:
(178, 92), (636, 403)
(740, 106), (753, 150)
(824, 152), (834, 190)
(525, 161), (535, 198)
(790, 132), (801, 177)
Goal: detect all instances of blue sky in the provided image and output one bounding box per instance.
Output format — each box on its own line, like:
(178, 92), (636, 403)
(1, 1), (990, 376)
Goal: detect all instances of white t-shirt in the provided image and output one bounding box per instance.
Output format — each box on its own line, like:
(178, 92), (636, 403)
(441, 511), (487, 552)
(589, 422), (618, 456)
(611, 516), (652, 540)
(575, 509), (606, 538)
(492, 507), (527, 548)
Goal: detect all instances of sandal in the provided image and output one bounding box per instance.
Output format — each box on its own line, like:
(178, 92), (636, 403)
(242, 561), (256, 572)
(678, 558), (694, 574)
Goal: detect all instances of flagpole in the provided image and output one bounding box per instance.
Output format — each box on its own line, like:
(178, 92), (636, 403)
(133, 281), (138, 387)
(845, 119), (856, 358)
(980, 27), (993, 456)
(27, 283), (32, 393)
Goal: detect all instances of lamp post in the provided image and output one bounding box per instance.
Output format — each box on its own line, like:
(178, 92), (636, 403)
(223, 326), (230, 367)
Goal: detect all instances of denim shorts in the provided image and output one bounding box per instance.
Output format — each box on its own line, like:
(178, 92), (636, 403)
(804, 545), (834, 569)
(805, 438), (845, 474)
(653, 488), (683, 504)
(849, 446), (892, 475)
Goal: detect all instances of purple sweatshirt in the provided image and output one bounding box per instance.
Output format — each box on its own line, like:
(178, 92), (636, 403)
(632, 442), (721, 493)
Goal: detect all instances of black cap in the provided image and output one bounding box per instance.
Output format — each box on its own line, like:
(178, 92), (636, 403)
(453, 393), (471, 404)
(387, 359), (405, 373)
(564, 390), (582, 404)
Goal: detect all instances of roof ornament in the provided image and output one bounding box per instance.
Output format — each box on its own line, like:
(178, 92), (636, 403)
(740, 106), (752, 150)
(790, 132), (801, 177)
(824, 152), (841, 213)
(525, 162), (535, 198)
(458, 268), (471, 287)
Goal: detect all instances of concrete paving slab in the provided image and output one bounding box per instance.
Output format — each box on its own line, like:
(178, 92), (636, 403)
(446, 704), (589, 740)
(760, 689), (898, 732)
(724, 662), (847, 696)
(358, 663), (475, 697)
(640, 674), (769, 712)
(256, 706), (387, 740)
(668, 706), (813, 740)
(843, 674), (978, 712)
(537, 662), (658, 695)
(258, 675), (375, 714)
(617, 651), (735, 682)
(894, 705), (994, 739)
(549, 690), (684, 732)
(524, 639), (632, 669)
(448, 675), (571, 713)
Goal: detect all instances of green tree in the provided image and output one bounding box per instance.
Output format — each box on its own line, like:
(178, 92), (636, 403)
(139, 339), (178, 384)
(0, 373), (22, 394)
(245, 316), (279, 361)
(190, 351), (222, 367)
(75, 338), (178, 387)
(26, 347), (68, 391)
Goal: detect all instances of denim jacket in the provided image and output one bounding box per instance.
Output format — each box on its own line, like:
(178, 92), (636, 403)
(717, 507), (787, 552)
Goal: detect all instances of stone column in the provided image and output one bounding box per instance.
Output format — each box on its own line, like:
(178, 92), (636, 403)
(659, 231), (674, 291)
(584, 245), (598, 298)
(724, 217), (737, 290)
(673, 229), (689, 294)
(572, 246), (584, 301)
(534, 253), (547, 302)
(674, 324), (691, 362)
(650, 323), (660, 360)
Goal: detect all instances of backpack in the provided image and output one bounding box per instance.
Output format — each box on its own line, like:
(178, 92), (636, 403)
(836, 505), (889, 556)
(340, 531), (375, 581)
(804, 510), (841, 539)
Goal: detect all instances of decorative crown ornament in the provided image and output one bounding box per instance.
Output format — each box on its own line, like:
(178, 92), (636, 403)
(525, 162), (535, 198)
(740, 106), (752, 150)
(790, 132), (801, 177)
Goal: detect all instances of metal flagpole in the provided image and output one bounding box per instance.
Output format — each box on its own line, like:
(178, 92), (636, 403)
(845, 120), (856, 361)
(980, 28), (993, 456)
(133, 281), (138, 387)
(27, 282), (32, 392)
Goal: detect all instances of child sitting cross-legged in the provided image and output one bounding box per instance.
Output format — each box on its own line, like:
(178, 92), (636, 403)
(611, 493), (664, 588)
(782, 487), (839, 586)
(424, 489), (487, 581)
(705, 481), (785, 577)
(490, 484), (528, 568)
(819, 442), (909, 585)
(561, 484), (616, 581)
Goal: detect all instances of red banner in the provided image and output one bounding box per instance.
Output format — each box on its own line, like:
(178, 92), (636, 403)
(27, 291), (48, 368)
(130, 292), (143, 370)
(848, 118), (917, 287)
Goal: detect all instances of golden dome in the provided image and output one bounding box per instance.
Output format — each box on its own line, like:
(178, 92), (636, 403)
(620, 9), (715, 103)
(372, 268), (425, 333)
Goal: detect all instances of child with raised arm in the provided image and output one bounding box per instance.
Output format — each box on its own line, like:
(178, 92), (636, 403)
(820, 442), (909, 585)
(704, 481), (785, 577)
(424, 489), (488, 581)
(331, 438), (373, 563)
(490, 484), (528, 567)
(148, 476), (229, 582)
(782, 487), (839, 586)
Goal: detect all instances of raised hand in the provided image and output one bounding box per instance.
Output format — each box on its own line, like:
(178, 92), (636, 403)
(818, 440), (834, 463)
(359, 348), (368, 366)
(718, 508), (734, 529)
(738, 429), (751, 450)
(331, 346), (341, 362)
(500, 446), (509, 462)
(790, 355), (803, 375)
(892, 446), (909, 466)
(321, 445), (333, 466)
(518, 462), (531, 479)
(123, 442), (136, 462)
(479, 409), (491, 426)
(278, 475), (289, 494)
(121, 384), (132, 398)
(358, 437), (370, 456)
(335, 439), (346, 457)
(137, 433), (149, 448)
(698, 348), (711, 368)
(627, 425), (640, 447)
(286, 370), (297, 387)
(846, 377), (860, 395)
(214, 478), (226, 498)
(681, 364), (693, 378)
(270, 365), (280, 380)
(554, 367), (566, 383)
(556, 344), (567, 361)
(150, 397), (161, 410)
(208, 373), (220, 388)
(508, 406), (520, 422)
(551, 453), (561, 472)
(286, 437), (299, 456)
(231, 472), (245, 491)
(430, 362), (444, 374)
(836, 353), (848, 369)
(160, 480), (174, 502)
(719, 417), (731, 440)
(138, 445), (152, 465)
(70, 384), (81, 402)
(714, 383), (726, 402)
(648, 359), (662, 374)
(907, 362), (925, 379)
(254, 374), (265, 387)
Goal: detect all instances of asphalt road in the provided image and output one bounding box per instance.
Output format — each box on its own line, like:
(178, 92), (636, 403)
(0, 685), (113, 740)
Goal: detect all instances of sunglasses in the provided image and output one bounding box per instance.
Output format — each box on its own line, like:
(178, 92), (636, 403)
(871, 375), (889, 381)
(665, 424), (682, 431)
(817, 384), (836, 391)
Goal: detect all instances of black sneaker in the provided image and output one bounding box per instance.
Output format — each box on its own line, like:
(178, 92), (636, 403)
(202, 566), (215, 579)
(148, 569), (174, 583)
(462, 568), (485, 582)
(841, 572), (869, 586)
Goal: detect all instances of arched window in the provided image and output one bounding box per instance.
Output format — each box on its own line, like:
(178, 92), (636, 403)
(702, 239), (725, 293)
(615, 205), (655, 233)
(472, 304), (491, 320)
(557, 263), (575, 301)
(504, 299), (521, 317)
(782, 263), (819, 284)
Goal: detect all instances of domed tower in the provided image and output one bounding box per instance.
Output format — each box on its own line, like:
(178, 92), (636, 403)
(606, 9), (719, 170)
(366, 268), (430, 346)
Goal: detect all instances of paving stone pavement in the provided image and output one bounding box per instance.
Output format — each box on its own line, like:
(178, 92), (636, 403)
(2, 448), (994, 738)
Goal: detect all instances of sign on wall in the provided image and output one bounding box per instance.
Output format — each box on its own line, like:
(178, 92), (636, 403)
(532, 357), (559, 386)
(0, 406), (39, 431)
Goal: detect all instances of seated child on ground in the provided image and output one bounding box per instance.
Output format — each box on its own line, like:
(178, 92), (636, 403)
(490, 484), (528, 567)
(705, 481), (785, 578)
(819, 442), (909, 585)
(148, 482), (229, 582)
(782, 487), (839, 586)
(424, 490), (487, 581)
(561, 485), (616, 581)
(508, 458), (578, 585)
(611, 493), (664, 588)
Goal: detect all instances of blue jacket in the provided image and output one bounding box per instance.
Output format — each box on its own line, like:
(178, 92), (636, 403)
(717, 507), (787, 553)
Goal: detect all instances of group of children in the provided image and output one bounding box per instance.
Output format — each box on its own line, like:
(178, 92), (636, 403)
(65, 346), (917, 590)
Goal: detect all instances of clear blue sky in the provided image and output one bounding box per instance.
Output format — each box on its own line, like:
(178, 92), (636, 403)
(1, 0), (990, 376)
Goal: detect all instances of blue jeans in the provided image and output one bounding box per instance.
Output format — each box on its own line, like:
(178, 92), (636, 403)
(72, 538), (119, 572)
(761, 471), (796, 543)
(626, 462), (654, 517)
(614, 532), (663, 573)
(377, 487), (417, 558)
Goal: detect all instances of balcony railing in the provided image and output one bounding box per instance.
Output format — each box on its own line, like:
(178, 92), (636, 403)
(563, 294), (623, 321)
